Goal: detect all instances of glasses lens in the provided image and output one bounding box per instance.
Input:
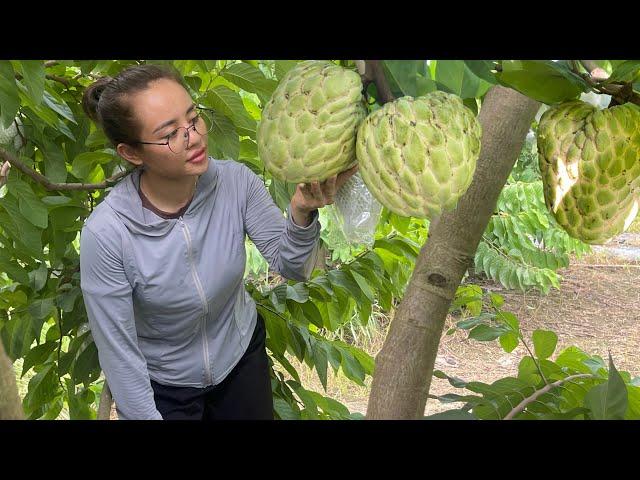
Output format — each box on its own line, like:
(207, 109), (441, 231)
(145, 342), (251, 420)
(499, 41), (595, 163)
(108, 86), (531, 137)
(168, 128), (188, 154)
(195, 110), (213, 135)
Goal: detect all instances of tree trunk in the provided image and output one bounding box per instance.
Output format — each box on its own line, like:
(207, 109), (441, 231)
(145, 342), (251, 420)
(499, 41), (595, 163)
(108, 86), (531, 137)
(97, 380), (113, 420)
(0, 341), (24, 419)
(367, 86), (541, 419)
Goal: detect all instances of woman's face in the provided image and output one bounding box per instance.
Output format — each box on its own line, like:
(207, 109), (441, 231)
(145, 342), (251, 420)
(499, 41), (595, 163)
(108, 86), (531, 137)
(124, 78), (210, 178)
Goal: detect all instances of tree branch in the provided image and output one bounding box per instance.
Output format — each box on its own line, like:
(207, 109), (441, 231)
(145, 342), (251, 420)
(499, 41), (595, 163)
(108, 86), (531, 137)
(579, 60), (600, 76)
(503, 373), (593, 420)
(361, 60), (395, 105)
(14, 72), (71, 89)
(0, 148), (132, 191)
(570, 60), (640, 106)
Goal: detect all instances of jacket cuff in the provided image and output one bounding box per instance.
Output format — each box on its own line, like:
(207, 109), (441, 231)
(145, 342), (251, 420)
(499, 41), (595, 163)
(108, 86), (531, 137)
(286, 205), (320, 239)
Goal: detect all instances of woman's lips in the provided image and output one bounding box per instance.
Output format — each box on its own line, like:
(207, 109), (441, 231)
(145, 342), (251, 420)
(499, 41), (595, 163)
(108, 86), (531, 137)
(187, 148), (206, 163)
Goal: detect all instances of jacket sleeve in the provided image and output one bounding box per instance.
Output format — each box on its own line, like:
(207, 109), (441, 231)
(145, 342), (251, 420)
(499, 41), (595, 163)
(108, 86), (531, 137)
(241, 165), (322, 282)
(79, 226), (163, 420)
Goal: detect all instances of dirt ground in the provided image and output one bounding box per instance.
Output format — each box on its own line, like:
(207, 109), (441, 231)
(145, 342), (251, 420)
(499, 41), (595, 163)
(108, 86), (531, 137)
(296, 231), (640, 417)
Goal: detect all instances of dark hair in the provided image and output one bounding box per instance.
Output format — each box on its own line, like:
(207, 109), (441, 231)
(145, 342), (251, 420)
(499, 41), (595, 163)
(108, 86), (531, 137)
(82, 64), (187, 147)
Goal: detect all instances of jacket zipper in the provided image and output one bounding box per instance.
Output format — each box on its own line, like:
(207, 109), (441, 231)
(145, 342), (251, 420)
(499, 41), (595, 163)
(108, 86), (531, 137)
(179, 217), (213, 385)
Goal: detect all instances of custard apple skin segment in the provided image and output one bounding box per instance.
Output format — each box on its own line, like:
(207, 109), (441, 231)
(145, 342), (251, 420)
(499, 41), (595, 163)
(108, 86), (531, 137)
(537, 100), (640, 245)
(257, 61), (367, 183)
(355, 91), (482, 219)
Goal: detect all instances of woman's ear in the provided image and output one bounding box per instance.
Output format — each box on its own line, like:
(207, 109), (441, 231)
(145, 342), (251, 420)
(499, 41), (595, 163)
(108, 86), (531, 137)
(117, 143), (144, 167)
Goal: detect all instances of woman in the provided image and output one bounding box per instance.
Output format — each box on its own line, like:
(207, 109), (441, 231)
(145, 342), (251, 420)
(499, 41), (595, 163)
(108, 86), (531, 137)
(79, 64), (357, 420)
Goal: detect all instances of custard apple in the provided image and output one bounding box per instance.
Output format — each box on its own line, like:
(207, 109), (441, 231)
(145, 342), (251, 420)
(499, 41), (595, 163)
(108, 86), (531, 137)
(537, 100), (640, 245)
(356, 91), (482, 219)
(257, 60), (366, 183)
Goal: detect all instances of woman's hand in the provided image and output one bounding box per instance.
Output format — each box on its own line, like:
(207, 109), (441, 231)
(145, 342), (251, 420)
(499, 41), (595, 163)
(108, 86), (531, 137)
(290, 164), (360, 227)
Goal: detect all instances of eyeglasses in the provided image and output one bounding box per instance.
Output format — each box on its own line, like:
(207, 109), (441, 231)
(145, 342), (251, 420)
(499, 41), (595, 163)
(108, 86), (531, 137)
(132, 107), (214, 154)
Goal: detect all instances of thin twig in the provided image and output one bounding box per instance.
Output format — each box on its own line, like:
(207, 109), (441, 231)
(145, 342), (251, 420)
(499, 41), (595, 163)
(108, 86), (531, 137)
(0, 148), (132, 191)
(504, 373), (594, 419)
(14, 118), (26, 148)
(569, 60), (640, 106)
(361, 60), (395, 105)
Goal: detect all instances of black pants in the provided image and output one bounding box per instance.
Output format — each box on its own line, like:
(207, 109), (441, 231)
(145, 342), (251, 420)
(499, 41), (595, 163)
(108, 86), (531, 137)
(150, 314), (274, 420)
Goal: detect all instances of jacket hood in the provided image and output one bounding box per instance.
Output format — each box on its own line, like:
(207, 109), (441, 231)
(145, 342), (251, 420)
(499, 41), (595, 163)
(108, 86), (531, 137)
(104, 157), (219, 237)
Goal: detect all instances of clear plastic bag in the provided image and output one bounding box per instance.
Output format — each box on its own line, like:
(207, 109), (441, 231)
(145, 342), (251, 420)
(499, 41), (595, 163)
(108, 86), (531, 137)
(329, 171), (382, 247)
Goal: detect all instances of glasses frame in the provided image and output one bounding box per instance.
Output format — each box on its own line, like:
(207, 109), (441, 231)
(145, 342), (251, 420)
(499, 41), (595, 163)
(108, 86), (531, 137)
(131, 106), (213, 154)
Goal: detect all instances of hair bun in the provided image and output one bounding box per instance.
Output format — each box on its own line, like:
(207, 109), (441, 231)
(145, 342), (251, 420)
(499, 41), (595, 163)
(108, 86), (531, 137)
(81, 76), (114, 123)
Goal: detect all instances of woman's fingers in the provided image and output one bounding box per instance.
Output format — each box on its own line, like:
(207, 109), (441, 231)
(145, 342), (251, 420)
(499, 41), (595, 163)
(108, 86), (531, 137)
(322, 175), (337, 203)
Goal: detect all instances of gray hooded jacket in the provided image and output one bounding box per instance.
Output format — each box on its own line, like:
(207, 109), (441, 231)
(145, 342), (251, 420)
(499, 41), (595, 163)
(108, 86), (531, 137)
(79, 158), (321, 419)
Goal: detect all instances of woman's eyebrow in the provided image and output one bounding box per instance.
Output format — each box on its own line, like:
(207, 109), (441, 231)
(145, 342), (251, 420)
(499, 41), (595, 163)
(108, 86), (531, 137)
(152, 103), (197, 134)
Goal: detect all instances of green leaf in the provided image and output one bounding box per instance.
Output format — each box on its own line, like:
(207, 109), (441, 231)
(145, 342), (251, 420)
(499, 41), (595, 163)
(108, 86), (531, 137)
(269, 178), (297, 211)
(350, 346), (375, 376)
(221, 63), (273, 97)
(21, 342), (57, 378)
(327, 269), (364, 304)
(532, 330), (558, 360)
(416, 74), (438, 96)
(382, 61), (423, 97)
(469, 324), (507, 341)
(285, 283), (309, 303)
(30, 262), (48, 292)
(207, 109), (239, 160)
(41, 195), (73, 207)
(490, 293), (504, 308)
(202, 86), (256, 138)
(274, 61), (299, 81)
(274, 351), (301, 383)
(43, 89), (76, 124)
(349, 270), (376, 303)
(0, 196), (44, 258)
(73, 340), (101, 385)
(67, 382), (96, 420)
(499, 332), (519, 353)
(606, 60), (640, 83)
(260, 307), (287, 356)
(71, 151), (116, 181)
(28, 298), (56, 344)
(57, 286), (82, 313)
(495, 60), (586, 104)
(457, 313), (494, 330)
(339, 349), (366, 386)
(0, 249), (30, 285)
(464, 61), (499, 85)
(7, 178), (48, 228)
(312, 342), (328, 391)
(41, 138), (69, 184)
(1, 311), (35, 359)
(0, 61), (20, 128)
(269, 285), (287, 313)
(24, 363), (59, 411)
(17, 60), (45, 106)
(435, 60), (492, 99)
(274, 397), (299, 420)
(625, 385), (640, 420)
(584, 354), (628, 420)
(496, 311), (519, 332)
(424, 409), (478, 420)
